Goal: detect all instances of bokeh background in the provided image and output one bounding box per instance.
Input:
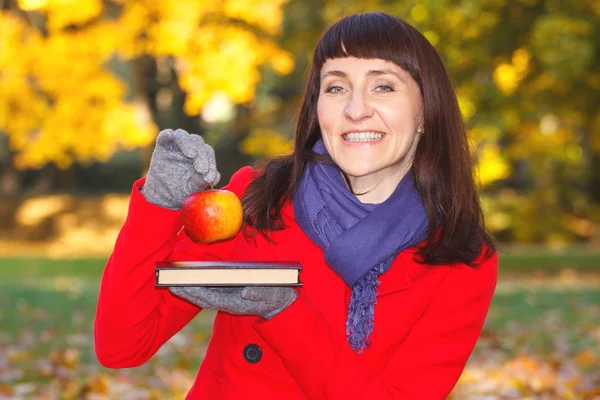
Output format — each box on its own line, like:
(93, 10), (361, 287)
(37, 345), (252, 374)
(0, 0), (599, 399)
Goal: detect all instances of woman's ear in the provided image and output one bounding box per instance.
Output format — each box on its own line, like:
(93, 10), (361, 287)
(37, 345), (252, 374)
(416, 110), (424, 134)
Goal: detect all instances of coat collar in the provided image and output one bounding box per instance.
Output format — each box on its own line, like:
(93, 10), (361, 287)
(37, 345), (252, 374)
(377, 250), (414, 296)
(281, 200), (415, 297)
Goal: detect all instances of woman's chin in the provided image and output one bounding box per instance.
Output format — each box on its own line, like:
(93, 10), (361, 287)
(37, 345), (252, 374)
(338, 165), (379, 180)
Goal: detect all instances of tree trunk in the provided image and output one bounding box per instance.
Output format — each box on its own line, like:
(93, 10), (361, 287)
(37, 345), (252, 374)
(0, 159), (23, 197)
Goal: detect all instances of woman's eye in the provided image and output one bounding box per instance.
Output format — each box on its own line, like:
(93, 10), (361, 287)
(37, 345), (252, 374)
(375, 85), (394, 93)
(325, 86), (345, 94)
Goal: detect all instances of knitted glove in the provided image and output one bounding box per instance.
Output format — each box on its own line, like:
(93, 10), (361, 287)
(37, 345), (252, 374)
(169, 286), (298, 319)
(141, 128), (220, 209)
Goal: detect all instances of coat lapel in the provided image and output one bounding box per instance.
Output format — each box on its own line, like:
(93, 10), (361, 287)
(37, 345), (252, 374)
(376, 254), (413, 297)
(274, 202), (348, 334)
(272, 201), (415, 332)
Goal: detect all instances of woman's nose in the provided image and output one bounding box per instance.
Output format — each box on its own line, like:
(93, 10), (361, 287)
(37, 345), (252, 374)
(344, 91), (373, 121)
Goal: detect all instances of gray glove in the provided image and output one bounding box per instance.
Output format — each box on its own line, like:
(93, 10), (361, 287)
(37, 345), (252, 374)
(141, 128), (220, 209)
(169, 286), (298, 319)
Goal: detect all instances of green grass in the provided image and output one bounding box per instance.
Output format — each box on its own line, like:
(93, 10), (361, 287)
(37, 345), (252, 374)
(0, 252), (598, 337)
(0, 258), (105, 282)
(497, 249), (600, 273)
(0, 253), (597, 334)
(0, 253), (598, 397)
(485, 288), (600, 353)
(0, 248), (597, 278)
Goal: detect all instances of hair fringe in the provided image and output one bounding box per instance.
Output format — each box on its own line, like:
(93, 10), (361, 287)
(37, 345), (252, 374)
(240, 12), (496, 266)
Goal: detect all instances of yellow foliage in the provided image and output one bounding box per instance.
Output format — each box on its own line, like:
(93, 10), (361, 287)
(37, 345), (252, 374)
(476, 144), (510, 187)
(239, 128), (293, 157)
(87, 374), (110, 394)
(507, 121), (581, 165)
(112, 2), (152, 58)
(512, 48), (531, 74)
(456, 87), (477, 121)
(493, 48), (530, 95)
(18, 0), (103, 31)
(494, 63), (520, 95)
(410, 4), (428, 23)
(224, 0), (288, 35)
(270, 49), (295, 75)
(592, 113), (600, 151)
(562, 215), (596, 238)
(178, 24), (294, 114)
(470, 125), (502, 142)
(50, 0), (103, 32)
(17, 0), (47, 10)
(1, 0), (292, 170)
(423, 30), (440, 46)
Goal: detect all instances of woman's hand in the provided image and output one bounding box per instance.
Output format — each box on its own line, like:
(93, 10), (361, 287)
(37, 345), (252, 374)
(142, 129), (220, 209)
(169, 286), (298, 319)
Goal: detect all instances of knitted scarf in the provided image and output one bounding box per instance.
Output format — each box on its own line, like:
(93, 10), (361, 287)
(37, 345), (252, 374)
(293, 139), (429, 353)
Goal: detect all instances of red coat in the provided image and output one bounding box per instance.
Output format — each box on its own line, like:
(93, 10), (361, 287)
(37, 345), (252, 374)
(94, 166), (498, 399)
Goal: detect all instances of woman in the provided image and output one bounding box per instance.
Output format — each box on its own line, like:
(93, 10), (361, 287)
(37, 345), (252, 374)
(95, 12), (498, 399)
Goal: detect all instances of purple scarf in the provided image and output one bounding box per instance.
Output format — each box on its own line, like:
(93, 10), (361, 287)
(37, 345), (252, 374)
(293, 139), (429, 353)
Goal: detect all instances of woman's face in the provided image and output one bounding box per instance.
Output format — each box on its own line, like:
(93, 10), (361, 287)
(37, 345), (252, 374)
(317, 57), (423, 182)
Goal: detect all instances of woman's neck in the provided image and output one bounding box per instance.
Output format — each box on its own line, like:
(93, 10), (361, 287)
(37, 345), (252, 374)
(343, 165), (411, 204)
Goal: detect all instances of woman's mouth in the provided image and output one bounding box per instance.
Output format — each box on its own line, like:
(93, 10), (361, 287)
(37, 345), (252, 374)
(342, 131), (385, 142)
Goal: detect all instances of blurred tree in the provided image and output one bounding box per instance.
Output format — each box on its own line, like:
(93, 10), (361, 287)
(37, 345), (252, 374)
(237, 0), (326, 160)
(251, 0), (599, 244)
(0, 0), (598, 244)
(0, 0), (293, 191)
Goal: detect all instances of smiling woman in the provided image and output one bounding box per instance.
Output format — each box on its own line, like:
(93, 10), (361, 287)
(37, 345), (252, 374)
(317, 57), (423, 203)
(95, 11), (498, 400)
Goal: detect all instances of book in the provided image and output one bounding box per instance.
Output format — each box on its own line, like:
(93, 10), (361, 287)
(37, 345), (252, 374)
(155, 261), (302, 287)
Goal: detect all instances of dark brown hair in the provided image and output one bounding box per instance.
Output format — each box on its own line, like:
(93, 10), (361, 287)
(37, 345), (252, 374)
(242, 12), (495, 266)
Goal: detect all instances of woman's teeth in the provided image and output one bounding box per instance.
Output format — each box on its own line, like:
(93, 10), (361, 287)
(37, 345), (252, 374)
(342, 132), (384, 142)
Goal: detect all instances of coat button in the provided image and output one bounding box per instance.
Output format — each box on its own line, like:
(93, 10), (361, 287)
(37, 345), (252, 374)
(243, 344), (262, 364)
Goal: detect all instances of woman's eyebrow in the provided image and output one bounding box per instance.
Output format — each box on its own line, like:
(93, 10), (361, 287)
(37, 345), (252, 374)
(321, 70), (347, 80)
(321, 69), (407, 83)
(367, 69), (407, 83)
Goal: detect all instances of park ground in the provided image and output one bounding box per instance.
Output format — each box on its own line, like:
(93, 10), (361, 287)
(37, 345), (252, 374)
(1, 251), (599, 399)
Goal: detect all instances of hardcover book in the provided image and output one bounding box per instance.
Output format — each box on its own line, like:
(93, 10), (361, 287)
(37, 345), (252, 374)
(155, 261), (302, 287)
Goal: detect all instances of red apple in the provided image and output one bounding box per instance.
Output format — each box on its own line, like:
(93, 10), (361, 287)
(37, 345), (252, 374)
(181, 189), (243, 243)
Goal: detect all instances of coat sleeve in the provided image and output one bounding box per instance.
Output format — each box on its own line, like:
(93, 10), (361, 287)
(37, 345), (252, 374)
(254, 252), (498, 400)
(94, 166), (254, 368)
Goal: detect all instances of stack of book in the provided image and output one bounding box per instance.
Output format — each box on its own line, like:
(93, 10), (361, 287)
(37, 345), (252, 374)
(155, 261), (302, 287)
